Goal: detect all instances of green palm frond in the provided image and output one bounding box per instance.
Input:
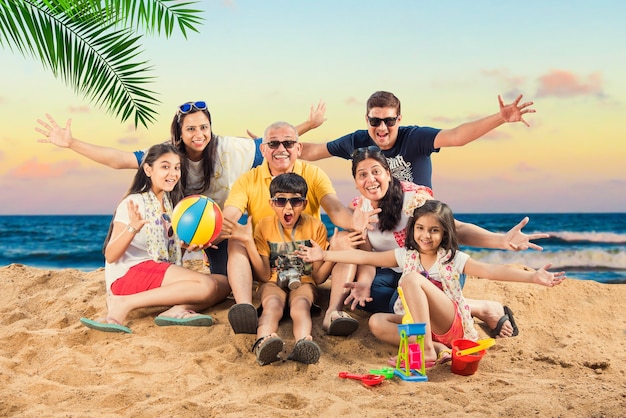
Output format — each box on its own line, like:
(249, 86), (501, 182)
(0, 0), (204, 127)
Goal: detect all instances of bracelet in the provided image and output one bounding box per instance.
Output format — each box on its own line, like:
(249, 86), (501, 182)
(126, 224), (138, 234)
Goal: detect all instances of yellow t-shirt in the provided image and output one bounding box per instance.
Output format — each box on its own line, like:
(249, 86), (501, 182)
(225, 160), (336, 228)
(254, 213), (329, 285)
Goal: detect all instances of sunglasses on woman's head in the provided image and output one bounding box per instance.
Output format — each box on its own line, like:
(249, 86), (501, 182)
(271, 197), (306, 207)
(178, 101), (207, 114)
(351, 145), (381, 159)
(367, 116), (399, 127)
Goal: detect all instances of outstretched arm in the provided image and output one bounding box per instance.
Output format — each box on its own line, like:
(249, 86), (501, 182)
(464, 259), (566, 287)
(433, 94), (535, 148)
(295, 240), (397, 267)
(456, 217), (548, 251)
(35, 114), (139, 169)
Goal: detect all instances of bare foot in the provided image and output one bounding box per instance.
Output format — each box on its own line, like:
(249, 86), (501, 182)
(105, 294), (132, 325)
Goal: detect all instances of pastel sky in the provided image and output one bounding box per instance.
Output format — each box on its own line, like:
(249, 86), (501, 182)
(1, 0), (624, 215)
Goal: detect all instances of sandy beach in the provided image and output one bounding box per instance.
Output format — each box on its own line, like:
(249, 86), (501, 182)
(1, 261), (625, 417)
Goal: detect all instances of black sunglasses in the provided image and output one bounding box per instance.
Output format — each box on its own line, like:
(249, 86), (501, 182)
(367, 116), (399, 127)
(271, 197), (306, 207)
(351, 145), (381, 159)
(162, 213), (174, 238)
(264, 140), (297, 149)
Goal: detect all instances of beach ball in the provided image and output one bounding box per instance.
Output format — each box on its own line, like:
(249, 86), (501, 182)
(171, 195), (223, 246)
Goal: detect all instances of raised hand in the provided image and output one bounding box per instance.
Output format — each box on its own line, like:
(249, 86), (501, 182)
(295, 239), (325, 262)
(307, 99), (327, 130)
(220, 217), (253, 243)
(35, 114), (73, 148)
(498, 94), (535, 127)
(343, 281), (373, 310)
(533, 263), (566, 287)
(504, 217), (549, 251)
(328, 227), (366, 250)
(126, 200), (148, 231)
(352, 196), (381, 234)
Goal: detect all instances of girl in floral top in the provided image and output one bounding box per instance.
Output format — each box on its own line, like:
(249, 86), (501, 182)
(80, 143), (230, 333)
(296, 199), (566, 366)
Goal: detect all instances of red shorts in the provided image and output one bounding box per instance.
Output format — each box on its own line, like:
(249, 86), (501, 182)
(432, 303), (465, 347)
(110, 260), (170, 295)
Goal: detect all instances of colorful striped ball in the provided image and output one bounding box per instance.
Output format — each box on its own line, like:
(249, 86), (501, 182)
(171, 195), (223, 246)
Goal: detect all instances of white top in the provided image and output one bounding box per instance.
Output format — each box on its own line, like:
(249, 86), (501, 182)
(186, 135), (257, 208)
(104, 194), (164, 293)
(356, 182), (429, 273)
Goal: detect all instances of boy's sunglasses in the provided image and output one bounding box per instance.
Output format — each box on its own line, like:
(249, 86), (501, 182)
(264, 140), (297, 149)
(271, 197), (306, 207)
(367, 116), (399, 127)
(178, 101), (207, 114)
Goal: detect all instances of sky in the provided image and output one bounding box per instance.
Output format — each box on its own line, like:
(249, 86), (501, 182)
(1, 0), (625, 215)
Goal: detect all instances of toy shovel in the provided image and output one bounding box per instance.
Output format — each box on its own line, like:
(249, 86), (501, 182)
(456, 338), (495, 356)
(338, 372), (385, 387)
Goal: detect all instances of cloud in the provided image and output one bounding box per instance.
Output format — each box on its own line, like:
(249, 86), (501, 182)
(9, 159), (80, 179)
(68, 105), (91, 113)
(344, 97), (361, 107)
(535, 70), (604, 98)
(117, 137), (140, 145)
(481, 69), (528, 100)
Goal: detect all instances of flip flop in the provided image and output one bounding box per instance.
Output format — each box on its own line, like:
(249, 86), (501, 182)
(327, 311), (359, 336)
(80, 317), (131, 334)
(436, 349), (452, 365)
(228, 303), (258, 334)
(154, 310), (213, 327)
(489, 305), (519, 338)
(287, 339), (321, 364)
(252, 335), (284, 366)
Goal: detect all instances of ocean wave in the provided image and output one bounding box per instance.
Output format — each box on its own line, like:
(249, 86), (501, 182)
(465, 248), (626, 271)
(544, 231), (626, 244)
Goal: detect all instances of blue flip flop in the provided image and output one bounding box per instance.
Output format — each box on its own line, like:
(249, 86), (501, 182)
(154, 310), (213, 327)
(80, 317), (131, 334)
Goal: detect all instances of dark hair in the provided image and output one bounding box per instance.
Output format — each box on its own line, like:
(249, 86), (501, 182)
(269, 173), (308, 197)
(170, 106), (218, 195)
(102, 143), (184, 252)
(351, 148), (403, 232)
(366, 91), (401, 115)
(405, 200), (458, 262)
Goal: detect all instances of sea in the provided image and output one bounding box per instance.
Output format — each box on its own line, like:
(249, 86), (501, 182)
(0, 213), (625, 285)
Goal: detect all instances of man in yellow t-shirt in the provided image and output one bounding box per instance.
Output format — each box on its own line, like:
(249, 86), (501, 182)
(220, 121), (375, 335)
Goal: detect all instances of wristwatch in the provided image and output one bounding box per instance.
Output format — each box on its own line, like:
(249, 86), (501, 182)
(127, 224), (139, 234)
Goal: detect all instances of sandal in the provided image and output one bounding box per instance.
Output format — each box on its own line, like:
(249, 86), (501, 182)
(287, 338), (321, 364)
(326, 311), (358, 336)
(252, 334), (284, 366)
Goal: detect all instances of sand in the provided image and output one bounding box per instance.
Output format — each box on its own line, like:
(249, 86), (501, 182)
(1, 262), (625, 417)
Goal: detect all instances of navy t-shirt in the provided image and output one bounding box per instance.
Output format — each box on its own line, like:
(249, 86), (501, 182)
(326, 126), (441, 188)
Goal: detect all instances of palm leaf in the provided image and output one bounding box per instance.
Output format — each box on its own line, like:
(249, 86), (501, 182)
(0, 0), (204, 127)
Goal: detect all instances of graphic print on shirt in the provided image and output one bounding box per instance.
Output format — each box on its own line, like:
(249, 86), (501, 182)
(385, 155), (413, 183)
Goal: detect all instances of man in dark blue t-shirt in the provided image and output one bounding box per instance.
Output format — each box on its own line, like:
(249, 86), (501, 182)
(300, 91), (539, 339)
